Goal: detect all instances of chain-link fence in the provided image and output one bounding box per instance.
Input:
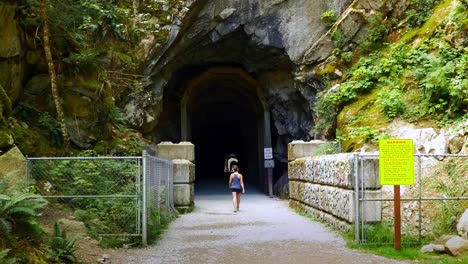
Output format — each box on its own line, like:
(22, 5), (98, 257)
(26, 151), (177, 246)
(354, 153), (468, 246)
(142, 153), (178, 244)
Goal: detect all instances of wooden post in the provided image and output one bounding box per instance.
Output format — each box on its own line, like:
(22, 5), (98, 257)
(394, 185), (401, 251)
(267, 168), (273, 197)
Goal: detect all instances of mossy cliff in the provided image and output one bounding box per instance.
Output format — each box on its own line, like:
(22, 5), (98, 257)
(0, 0), (188, 156)
(313, 0), (467, 151)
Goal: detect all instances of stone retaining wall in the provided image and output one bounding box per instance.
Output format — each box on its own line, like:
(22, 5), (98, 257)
(288, 141), (382, 231)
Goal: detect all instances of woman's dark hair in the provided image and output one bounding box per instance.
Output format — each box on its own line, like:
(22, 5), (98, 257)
(232, 165), (239, 172)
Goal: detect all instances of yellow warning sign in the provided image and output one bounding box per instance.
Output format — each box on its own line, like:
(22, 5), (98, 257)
(379, 139), (415, 185)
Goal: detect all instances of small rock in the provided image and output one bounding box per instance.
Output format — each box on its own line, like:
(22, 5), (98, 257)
(421, 243), (436, 253)
(457, 209), (468, 239)
(444, 236), (468, 256)
(103, 254), (111, 260)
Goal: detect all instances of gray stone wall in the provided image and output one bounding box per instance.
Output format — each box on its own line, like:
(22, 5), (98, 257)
(288, 141), (381, 231)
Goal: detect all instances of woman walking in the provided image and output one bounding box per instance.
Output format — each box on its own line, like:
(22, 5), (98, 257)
(228, 165), (245, 212)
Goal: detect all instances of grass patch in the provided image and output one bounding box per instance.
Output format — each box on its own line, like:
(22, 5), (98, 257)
(295, 208), (468, 263)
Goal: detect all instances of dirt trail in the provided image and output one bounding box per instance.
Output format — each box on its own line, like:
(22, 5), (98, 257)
(114, 183), (404, 264)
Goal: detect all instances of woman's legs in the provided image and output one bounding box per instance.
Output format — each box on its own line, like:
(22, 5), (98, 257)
(232, 192), (237, 211)
(236, 193), (241, 210)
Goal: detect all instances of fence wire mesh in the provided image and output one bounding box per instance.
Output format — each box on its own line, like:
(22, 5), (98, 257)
(355, 153), (468, 246)
(26, 152), (177, 246)
(143, 154), (178, 237)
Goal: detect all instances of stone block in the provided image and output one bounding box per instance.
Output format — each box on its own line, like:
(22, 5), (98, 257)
(156, 142), (194, 162)
(289, 181), (354, 222)
(173, 183), (194, 206)
(287, 140), (326, 161)
(173, 159), (195, 184)
(288, 153), (380, 189)
(312, 154), (354, 188)
(290, 181), (382, 223)
(352, 190), (382, 223)
(288, 158), (314, 182)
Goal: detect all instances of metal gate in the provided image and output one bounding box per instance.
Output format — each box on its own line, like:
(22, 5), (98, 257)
(354, 153), (468, 245)
(26, 151), (176, 245)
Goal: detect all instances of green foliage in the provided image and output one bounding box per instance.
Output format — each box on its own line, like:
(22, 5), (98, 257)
(316, 1), (467, 138)
(38, 112), (63, 146)
(331, 28), (347, 49)
(348, 126), (378, 142)
(312, 142), (341, 156)
(31, 155), (143, 245)
(110, 106), (129, 131)
(63, 50), (103, 75)
(313, 91), (338, 135)
(406, 0), (441, 28)
(364, 222), (394, 244)
(0, 192), (47, 239)
(46, 222), (77, 263)
(13, 102), (38, 122)
(376, 89), (406, 119)
(321, 10), (337, 27)
(358, 12), (390, 52)
(427, 159), (468, 238)
(0, 249), (19, 264)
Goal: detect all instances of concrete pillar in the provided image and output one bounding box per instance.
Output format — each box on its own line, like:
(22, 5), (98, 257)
(156, 142), (195, 213)
(287, 140), (327, 161)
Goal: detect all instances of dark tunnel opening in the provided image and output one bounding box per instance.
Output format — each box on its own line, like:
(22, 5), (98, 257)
(191, 86), (259, 190)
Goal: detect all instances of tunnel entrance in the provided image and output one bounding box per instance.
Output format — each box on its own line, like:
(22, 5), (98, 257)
(181, 67), (265, 192)
(191, 90), (258, 186)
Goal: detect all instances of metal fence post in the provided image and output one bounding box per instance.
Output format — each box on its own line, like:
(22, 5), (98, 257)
(353, 153), (360, 243)
(25, 155), (29, 179)
(142, 150), (148, 246)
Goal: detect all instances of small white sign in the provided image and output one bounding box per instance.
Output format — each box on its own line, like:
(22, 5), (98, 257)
(264, 159), (275, 168)
(264, 148), (273, 159)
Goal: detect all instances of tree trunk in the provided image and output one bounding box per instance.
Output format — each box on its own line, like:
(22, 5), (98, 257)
(40, 0), (70, 151)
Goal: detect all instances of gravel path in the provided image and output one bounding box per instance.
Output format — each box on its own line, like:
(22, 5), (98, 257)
(115, 182), (404, 264)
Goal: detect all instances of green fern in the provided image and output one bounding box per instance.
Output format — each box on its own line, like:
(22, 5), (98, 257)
(46, 221), (78, 263)
(0, 193), (47, 236)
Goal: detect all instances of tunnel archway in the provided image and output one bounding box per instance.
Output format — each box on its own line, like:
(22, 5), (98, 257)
(181, 67), (266, 191)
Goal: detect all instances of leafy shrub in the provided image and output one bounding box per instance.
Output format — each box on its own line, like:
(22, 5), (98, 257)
(359, 12), (390, 52)
(321, 10), (337, 27)
(348, 126), (378, 142)
(110, 106), (129, 131)
(406, 0), (441, 28)
(38, 112), (63, 145)
(0, 249), (19, 264)
(331, 28), (347, 48)
(46, 222), (78, 263)
(376, 89), (406, 119)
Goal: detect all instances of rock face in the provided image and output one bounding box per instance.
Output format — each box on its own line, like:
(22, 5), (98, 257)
(0, 3), (24, 105)
(130, 0), (363, 143)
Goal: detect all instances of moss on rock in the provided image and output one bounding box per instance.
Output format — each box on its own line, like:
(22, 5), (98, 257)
(337, 89), (387, 152)
(0, 127), (14, 150)
(12, 126), (51, 156)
